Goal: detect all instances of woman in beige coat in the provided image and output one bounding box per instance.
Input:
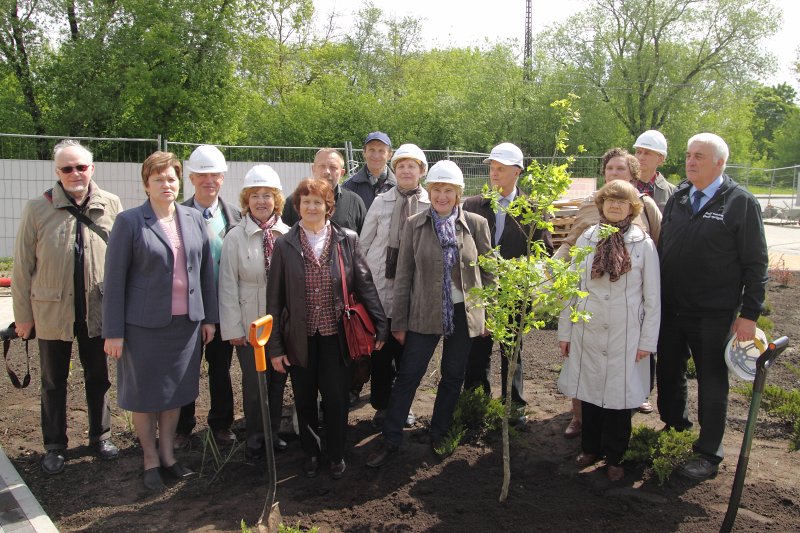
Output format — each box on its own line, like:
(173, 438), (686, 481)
(360, 143), (431, 427)
(219, 165), (290, 460)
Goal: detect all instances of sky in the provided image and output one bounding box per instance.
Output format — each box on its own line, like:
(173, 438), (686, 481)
(312, 0), (800, 90)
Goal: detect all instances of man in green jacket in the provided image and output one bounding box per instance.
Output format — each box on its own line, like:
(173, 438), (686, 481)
(12, 140), (123, 475)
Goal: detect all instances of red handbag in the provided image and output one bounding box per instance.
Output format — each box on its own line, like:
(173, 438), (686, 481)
(337, 242), (377, 359)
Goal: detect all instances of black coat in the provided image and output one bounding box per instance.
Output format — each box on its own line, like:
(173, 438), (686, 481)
(266, 223), (388, 367)
(462, 188), (554, 259)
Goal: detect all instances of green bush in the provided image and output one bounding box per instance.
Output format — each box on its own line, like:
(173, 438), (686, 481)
(241, 520), (318, 533)
(686, 357), (697, 379)
(434, 387), (507, 457)
(734, 383), (800, 451)
(756, 315), (774, 335)
(623, 425), (697, 484)
(0, 257), (12, 272)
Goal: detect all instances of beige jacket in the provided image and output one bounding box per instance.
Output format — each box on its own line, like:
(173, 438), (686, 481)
(218, 215), (290, 341)
(554, 193), (661, 261)
(360, 187), (430, 318)
(12, 182), (123, 340)
(392, 208), (494, 337)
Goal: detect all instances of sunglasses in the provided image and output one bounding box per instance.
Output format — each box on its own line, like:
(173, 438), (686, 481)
(58, 164), (90, 173)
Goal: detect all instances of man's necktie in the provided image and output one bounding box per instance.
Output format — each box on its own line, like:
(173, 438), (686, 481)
(691, 190), (704, 214)
(203, 207), (212, 220)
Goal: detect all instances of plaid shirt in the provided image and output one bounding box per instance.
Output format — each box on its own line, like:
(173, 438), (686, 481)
(300, 226), (340, 336)
(635, 176), (656, 198)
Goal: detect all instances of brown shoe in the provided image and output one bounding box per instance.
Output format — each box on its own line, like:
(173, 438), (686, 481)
(575, 452), (598, 468)
(607, 465), (625, 482)
(564, 417), (582, 439)
(214, 429), (235, 446)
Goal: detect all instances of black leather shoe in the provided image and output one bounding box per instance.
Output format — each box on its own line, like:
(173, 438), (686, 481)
(93, 440), (119, 460)
(273, 436), (288, 452)
(143, 467), (166, 491)
(677, 457), (718, 480)
(303, 456), (319, 478)
(41, 450), (65, 475)
(366, 440), (398, 468)
(161, 461), (196, 479)
(330, 459), (346, 480)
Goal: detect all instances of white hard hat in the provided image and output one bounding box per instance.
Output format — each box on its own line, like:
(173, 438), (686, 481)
(186, 145), (228, 174)
(242, 165), (282, 191)
(391, 143), (428, 174)
(633, 130), (668, 157)
(724, 328), (768, 381)
(483, 142), (524, 169)
(426, 160), (464, 189)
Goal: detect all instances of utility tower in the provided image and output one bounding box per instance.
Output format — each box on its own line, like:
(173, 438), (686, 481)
(524, 0), (533, 80)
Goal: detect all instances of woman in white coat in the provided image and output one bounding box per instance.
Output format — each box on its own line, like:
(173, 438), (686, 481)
(557, 180), (660, 482)
(219, 165), (290, 460)
(360, 144), (430, 427)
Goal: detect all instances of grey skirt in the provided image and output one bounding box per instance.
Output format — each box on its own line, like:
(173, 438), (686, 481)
(116, 315), (202, 413)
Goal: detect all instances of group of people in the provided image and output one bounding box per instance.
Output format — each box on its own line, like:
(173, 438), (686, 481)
(11, 128), (767, 491)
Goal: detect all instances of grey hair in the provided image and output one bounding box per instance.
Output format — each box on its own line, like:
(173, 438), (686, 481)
(313, 148), (345, 166)
(687, 133), (728, 170)
(53, 139), (93, 163)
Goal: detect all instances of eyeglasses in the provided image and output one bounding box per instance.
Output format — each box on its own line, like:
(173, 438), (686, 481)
(604, 198), (630, 207)
(58, 164), (90, 173)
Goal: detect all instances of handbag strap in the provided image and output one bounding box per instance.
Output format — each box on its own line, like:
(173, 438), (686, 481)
(3, 336), (31, 389)
(336, 242), (352, 314)
(44, 188), (109, 243)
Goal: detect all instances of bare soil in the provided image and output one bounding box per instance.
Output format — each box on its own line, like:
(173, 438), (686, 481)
(1, 275), (799, 532)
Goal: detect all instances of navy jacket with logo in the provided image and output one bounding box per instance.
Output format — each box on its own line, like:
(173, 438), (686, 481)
(658, 174), (768, 321)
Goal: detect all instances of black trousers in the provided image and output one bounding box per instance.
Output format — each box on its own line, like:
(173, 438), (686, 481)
(289, 333), (350, 462)
(657, 311), (734, 464)
(369, 318), (404, 410)
(236, 344), (287, 451)
(580, 401), (631, 466)
(177, 325), (234, 435)
(38, 320), (111, 450)
(464, 335), (526, 406)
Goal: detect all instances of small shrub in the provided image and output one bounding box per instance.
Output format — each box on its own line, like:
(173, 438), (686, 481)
(769, 257), (795, 287)
(200, 427), (243, 483)
(761, 297), (773, 317)
(623, 425), (697, 484)
(0, 257), (12, 272)
(241, 520), (318, 533)
(435, 388), (506, 456)
(686, 357), (697, 379)
(734, 383), (800, 451)
(756, 315), (774, 335)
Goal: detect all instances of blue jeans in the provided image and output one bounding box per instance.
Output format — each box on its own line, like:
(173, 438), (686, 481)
(383, 304), (473, 447)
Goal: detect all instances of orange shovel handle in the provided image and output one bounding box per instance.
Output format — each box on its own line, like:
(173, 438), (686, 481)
(248, 315), (273, 372)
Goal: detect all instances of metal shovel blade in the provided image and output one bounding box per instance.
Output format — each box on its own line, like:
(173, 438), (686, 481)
(720, 336), (789, 533)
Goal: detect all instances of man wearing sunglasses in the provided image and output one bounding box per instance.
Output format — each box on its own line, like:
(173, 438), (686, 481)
(12, 139), (123, 475)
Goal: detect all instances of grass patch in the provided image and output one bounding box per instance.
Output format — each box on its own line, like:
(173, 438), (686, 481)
(241, 520), (318, 533)
(733, 382), (800, 450)
(623, 425), (697, 485)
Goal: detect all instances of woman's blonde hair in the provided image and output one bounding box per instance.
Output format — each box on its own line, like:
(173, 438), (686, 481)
(425, 182), (462, 207)
(594, 179), (643, 218)
(239, 186), (285, 217)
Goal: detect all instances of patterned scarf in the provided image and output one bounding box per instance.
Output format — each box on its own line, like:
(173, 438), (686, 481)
(591, 214), (633, 282)
(252, 212), (279, 279)
(431, 206), (459, 337)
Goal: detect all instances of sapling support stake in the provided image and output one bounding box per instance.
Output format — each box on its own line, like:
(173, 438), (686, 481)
(720, 336), (789, 533)
(248, 315), (282, 533)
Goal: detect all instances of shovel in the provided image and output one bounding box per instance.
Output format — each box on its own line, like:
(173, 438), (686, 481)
(720, 335), (789, 533)
(248, 315), (282, 533)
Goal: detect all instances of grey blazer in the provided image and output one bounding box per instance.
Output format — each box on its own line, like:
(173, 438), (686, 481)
(102, 200), (219, 339)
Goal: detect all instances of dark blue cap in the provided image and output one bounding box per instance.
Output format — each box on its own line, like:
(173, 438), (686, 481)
(364, 131), (392, 148)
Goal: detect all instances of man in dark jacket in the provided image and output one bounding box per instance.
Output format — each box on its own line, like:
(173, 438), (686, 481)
(462, 143), (553, 425)
(342, 132), (395, 210)
(657, 133), (768, 480)
(283, 149), (366, 234)
(175, 145), (242, 449)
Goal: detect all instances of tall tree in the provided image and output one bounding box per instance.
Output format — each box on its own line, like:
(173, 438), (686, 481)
(542, 0), (779, 138)
(749, 83), (798, 162)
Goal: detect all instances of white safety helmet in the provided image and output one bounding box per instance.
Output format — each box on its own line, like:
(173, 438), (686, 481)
(724, 328), (769, 381)
(242, 165), (282, 191)
(633, 130), (668, 157)
(483, 142), (524, 169)
(425, 160), (464, 189)
(391, 143), (428, 174)
(186, 144), (228, 174)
